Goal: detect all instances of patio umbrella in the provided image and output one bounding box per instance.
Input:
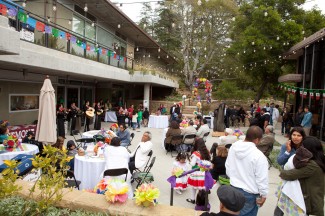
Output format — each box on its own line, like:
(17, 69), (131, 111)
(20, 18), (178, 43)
(35, 76), (56, 144)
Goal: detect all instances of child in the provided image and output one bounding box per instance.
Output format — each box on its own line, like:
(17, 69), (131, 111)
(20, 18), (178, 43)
(172, 152), (190, 195)
(67, 140), (78, 156)
(195, 190), (210, 211)
(0, 126), (9, 143)
(137, 108), (143, 129)
(131, 110), (138, 130)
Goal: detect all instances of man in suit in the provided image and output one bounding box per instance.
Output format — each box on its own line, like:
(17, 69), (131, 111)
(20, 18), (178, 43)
(224, 104), (231, 128)
(128, 131), (153, 174)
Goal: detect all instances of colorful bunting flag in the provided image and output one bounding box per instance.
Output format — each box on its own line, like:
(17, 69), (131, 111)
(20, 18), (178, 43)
(27, 17), (37, 28)
(0, 4), (7, 16)
(70, 35), (76, 43)
(316, 91), (320, 100)
(66, 33), (71, 40)
(7, 8), (17, 17)
(310, 91), (314, 99)
(300, 89), (303, 97)
(303, 90), (308, 99)
(59, 31), (66, 39)
(45, 25), (52, 34)
(36, 21), (45, 32)
(18, 11), (27, 23)
(52, 28), (59, 37)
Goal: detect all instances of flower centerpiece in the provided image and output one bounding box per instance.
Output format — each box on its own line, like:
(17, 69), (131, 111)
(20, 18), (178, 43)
(92, 178), (129, 203)
(94, 141), (105, 155)
(179, 120), (188, 128)
(198, 160), (212, 172)
(233, 129), (244, 138)
(109, 123), (119, 133)
(134, 183), (160, 207)
(3, 135), (20, 149)
(171, 167), (184, 178)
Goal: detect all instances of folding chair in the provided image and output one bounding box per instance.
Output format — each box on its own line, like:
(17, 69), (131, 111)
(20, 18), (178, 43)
(103, 168), (128, 181)
(133, 156), (156, 188)
(202, 132), (210, 143)
(75, 138), (96, 149)
(93, 134), (105, 142)
(181, 134), (196, 152)
(71, 130), (81, 142)
(165, 135), (183, 157)
(64, 170), (81, 190)
(134, 150), (153, 173)
(126, 133), (135, 153)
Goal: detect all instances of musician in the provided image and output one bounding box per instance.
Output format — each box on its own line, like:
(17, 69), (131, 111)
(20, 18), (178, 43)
(57, 103), (67, 138)
(83, 101), (91, 132)
(94, 101), (103, 130)
(69, 103), (79, 135)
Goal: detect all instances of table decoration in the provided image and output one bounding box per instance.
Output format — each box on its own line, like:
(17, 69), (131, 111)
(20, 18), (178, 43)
(171, 167), (184, 178)
(233, 129), (244, 138)
(198, 160), (212, 172)
(134, 183), (160, 207)
(104, 179), (129, 203)
(3, 135), (21, 149)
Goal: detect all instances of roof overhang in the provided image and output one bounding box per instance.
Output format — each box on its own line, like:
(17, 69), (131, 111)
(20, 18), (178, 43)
(283, 28), (325, 60)
(71, 0), (177, 64)
(278, 74), (302, 83)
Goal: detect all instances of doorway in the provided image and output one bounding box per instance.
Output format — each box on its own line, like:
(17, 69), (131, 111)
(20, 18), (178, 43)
(67, 88), (79, 108)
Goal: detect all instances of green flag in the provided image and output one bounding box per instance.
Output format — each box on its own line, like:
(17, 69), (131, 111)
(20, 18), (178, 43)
(52, 28), (59, 37)
(18, 11), (27, 23)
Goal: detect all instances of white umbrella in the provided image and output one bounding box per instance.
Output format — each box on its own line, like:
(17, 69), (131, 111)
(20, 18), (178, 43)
(35, 76), (56, 144)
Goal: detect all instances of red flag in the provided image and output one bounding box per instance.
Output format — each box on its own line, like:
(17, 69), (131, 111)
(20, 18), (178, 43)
(114, 54), (117, 59)
(36, 21), (45, 32)
(66, 33), (71, 40)
(124, 57), (127, 62)
(0, 4), (7, 16)
(102, 48), (106, 55)
(86, 45), (90, 51)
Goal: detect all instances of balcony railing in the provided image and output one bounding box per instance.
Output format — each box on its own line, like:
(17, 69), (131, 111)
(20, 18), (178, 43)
(0, 0), (134, 70)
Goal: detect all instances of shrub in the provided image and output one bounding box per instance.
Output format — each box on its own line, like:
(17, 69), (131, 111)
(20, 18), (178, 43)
(0, 159), (21, 199)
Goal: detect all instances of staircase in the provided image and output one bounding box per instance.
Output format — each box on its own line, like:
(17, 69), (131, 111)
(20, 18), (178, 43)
(182, 105), (197, 119)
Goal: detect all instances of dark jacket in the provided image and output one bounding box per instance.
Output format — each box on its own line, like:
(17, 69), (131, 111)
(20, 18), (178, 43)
(210, 156), (227, 180)
(280, 160), (324, 216)
(165, 128), (182, 145)
(143, 110), (149, 119)
(257, 134), (275, 156)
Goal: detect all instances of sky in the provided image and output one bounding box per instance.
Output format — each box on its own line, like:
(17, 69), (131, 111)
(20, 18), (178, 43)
(114, 0), (325, 23)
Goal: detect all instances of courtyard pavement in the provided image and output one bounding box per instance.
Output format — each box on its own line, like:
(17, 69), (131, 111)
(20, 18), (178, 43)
(64, 122), (289, 215)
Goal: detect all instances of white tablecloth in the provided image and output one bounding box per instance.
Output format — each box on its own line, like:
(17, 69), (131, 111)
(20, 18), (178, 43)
(82, 130), (101, 138)
(148, 115), (169, 129)
(74, 154), (106, 190)
(203, 115), (214, 129)
(104, 111), (117, 122)
(0, 144), (39, 165)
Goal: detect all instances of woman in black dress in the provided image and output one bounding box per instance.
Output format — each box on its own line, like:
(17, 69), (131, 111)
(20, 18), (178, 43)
(69, 102), (79, 135)
(94, 102), (102, 130)
(210, 145), (228, 181)
(57, 104), (67, 138)
(83, 101), (91, 132)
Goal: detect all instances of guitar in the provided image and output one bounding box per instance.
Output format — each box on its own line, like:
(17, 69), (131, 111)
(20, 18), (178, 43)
(86, 107), (95, 118)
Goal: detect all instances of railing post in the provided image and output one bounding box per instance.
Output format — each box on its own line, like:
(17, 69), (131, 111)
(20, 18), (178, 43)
(67, 40), (70, 54)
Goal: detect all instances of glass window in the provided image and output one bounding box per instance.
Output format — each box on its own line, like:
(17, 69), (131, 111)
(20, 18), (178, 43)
(97, 27), (113, 49)
(85, 21), (95, 41)
(72, 15), (84, 37)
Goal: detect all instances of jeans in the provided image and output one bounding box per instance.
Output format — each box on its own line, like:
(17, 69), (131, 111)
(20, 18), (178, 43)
(132, 122), (137, 130)
(233, 187), (259, 216)
(137, 119), (141, 128)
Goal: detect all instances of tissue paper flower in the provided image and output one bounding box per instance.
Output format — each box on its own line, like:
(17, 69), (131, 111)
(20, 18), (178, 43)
(171, 167), (184, 178)
(94, 179), (109, 194)
(233, 129), (244, 138)
(198, 160), (212, 172)
(104, 179), (129, 203)
(134, 183), (160, 207)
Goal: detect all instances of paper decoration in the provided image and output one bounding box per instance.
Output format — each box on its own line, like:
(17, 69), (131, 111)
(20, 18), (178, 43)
(300, 90), (303, 97)
(66, 33), (71, 40)
(7, 8), (17, 17)
(59, 31), (66, 39)
(27, 17), (37, 28)
(45, 25), (52, 34)
(70, 35), (76, 43)
(52, 28), (59, 37)
(18, 11), (27, 23)
(86, 44), (90, 51)
(316, 91), (320, 100)
(310, 91), (314, 99)
(0, 4), (7, 16)
(303, 90), (308, 99)
(36, 21), (45, 32)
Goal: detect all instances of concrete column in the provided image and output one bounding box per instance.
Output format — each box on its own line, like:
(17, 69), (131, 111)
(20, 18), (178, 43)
(143, 83), (150, 109)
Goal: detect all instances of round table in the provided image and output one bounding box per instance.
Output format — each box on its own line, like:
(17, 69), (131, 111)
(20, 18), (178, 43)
(104, 111), (117, 122)
(74, 154), (106, 190)
(148, 115), (169, 129)
(82, 130), (101, 138)
(0, 144), (39, 165)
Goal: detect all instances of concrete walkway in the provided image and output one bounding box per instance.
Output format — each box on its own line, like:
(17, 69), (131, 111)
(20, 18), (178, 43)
(64, 122), (287, 215)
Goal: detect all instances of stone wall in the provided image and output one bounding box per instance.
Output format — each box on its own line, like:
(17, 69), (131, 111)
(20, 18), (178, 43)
(15, 180), (201, 216)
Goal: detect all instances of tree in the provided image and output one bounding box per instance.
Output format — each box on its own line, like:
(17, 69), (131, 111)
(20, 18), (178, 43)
(140, 0), (237, 89)
(228, 0), (325, 102)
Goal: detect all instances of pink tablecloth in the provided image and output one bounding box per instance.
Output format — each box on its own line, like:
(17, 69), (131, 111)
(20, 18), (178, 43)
(8, 125), (37, 139)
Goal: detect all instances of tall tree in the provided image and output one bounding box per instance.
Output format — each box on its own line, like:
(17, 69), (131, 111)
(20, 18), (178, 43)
(228, 0), (325, 102)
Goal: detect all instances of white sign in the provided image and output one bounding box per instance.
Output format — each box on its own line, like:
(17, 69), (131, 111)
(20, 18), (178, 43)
(22, 169), (41, 182)
(20, 28), (34, 42)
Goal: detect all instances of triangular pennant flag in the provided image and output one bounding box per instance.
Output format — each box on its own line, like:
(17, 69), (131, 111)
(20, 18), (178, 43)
(18, 11), (27, 23)
(0, 4), (7, 16)
(44, 25), (52, 34)
(287, 86), (291, 93)
(291, 88), (296, 95)
(300, 89), (303, 97)
(27, 17), (37, 28)
(7, 8), (17, 17)
(36, 21), (45, 32)
(316, 91), (320, 100)
(52, 28), (59, 37)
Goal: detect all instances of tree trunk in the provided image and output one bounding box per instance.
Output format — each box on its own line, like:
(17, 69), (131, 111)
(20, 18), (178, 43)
(254, 79), (268, 102)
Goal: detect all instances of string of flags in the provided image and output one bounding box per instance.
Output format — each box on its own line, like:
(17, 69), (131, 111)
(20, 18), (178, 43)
(277, 83), (325, 100)
(0, 3), (127, 62)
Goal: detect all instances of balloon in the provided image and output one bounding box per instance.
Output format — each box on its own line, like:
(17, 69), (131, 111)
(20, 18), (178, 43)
(203, 78), (206, 82)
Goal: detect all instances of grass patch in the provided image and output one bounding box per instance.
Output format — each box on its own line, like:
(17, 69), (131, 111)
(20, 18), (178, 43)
(269, 149), (281, 170)
(0, 196), (108, 216)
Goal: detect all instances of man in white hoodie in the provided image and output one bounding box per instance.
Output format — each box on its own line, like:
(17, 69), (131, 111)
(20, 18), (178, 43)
(225, 126), (268, 216)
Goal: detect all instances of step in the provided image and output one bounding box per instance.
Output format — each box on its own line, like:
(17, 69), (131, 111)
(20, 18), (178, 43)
(182, 114), (196, 119)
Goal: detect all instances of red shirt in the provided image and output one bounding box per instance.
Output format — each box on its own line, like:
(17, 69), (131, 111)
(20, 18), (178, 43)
(128, 107), (134, 117)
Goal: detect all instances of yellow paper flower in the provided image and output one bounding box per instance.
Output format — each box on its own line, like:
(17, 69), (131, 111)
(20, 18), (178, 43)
(104, 179), (129, 203)
(172, 167), (184, 178)
(134, 183), (160, 207)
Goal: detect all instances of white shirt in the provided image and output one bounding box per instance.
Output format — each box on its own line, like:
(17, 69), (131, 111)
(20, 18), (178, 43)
(130, 141), (153, 169)
(196, 124), (210, 138)
(272, 108), (279, 121)
(226, 140), (269, 197)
